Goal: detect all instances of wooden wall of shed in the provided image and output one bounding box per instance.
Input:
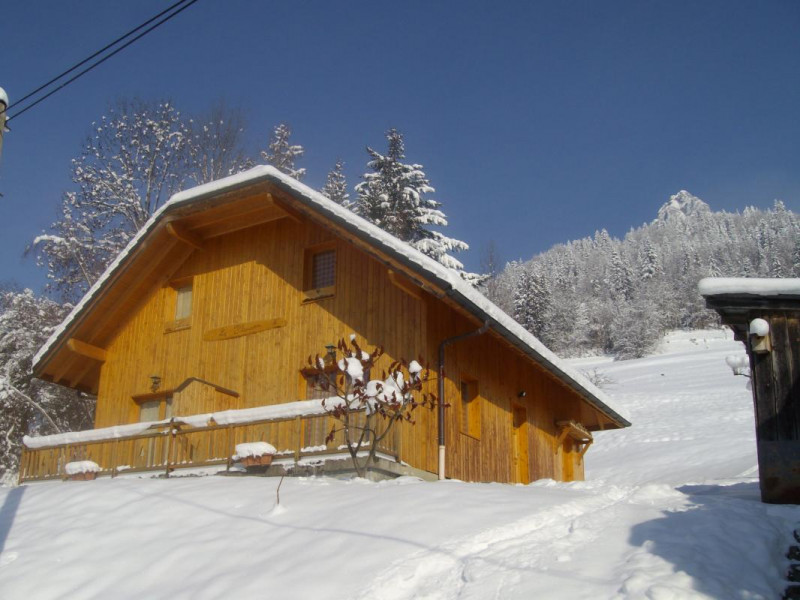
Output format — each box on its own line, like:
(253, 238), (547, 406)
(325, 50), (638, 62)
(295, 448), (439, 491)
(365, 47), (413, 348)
(749, 313), (800, 443)
(93, 212), (598, 483)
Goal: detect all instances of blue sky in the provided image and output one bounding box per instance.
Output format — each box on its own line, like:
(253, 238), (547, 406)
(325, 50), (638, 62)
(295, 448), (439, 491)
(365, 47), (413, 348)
(2, 0), (799, 292)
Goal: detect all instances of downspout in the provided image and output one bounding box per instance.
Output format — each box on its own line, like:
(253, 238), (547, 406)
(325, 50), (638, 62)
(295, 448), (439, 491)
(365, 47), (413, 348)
(438, 320), (490, 480)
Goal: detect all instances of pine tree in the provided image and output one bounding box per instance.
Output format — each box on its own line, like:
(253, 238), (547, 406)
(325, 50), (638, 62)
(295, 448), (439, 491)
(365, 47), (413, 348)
(793, 239), (800, 276)
(320, 159), (350, 207)
(610, 250), (634, 301)
(262, 123), (305, 180)
(354, 129), (474, 277)
(639, 240), (659, 281)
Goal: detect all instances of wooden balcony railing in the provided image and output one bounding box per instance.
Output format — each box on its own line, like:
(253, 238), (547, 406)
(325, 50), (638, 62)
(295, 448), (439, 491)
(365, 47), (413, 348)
(19, 410), (400, 483)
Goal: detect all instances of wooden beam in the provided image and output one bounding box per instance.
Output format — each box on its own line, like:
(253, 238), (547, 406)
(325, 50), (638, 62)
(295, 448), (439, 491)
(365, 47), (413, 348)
(203, 318), (287, 342)
(579, 439), (594, 459)
(269, 193), (302, 225)
(51, 355), (79, 388)
(388, 269), (423, 300)
(193, 205), (290, 239)
(66, 338), (107, 362)
(165, 221), (204, 251)
(556, 420), (593, 443)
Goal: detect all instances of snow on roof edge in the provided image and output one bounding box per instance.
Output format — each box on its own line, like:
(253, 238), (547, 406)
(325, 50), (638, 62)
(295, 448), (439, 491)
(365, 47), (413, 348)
(699, 277), (800, 298)
(32, 167), (276, 369)
(33, 165), (629, 427)
(269, 173), (631, 426)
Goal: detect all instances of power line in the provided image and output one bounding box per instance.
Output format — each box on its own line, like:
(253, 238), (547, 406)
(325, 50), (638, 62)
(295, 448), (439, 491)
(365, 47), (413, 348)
(8, 0), (194, 113)
(7, 0), (201, 122)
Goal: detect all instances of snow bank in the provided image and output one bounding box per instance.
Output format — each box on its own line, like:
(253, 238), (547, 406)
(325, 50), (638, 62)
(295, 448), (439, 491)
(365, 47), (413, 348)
(699, 277), (800, 297)
(233, 442), (276, 459)
(4, 336), (799, 599)
(64, 461), (101, 475)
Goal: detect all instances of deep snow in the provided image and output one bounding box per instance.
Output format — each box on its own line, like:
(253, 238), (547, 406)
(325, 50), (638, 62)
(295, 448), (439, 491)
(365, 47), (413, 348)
(1, 330), (798, 599)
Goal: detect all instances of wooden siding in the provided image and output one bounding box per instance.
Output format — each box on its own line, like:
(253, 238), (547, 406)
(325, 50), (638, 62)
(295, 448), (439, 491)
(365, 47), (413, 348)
(42, 193), (605, 484)
(704, 295), (800, 504)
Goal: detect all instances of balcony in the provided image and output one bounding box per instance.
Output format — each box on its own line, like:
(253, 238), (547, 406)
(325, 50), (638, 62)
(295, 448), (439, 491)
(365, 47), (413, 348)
(19, 400), (402, 483)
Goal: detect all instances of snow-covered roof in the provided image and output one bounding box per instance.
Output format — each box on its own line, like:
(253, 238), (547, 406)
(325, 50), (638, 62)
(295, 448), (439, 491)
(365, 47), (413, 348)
(33, 165), (630, 427)
(699, 277), (800, 298)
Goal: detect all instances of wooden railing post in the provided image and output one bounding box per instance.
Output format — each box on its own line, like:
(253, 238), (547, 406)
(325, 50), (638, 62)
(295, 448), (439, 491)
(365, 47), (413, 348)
(63, 445), (70, 480)
(165, 420), (175, 478)
(18, 447), (27, 485)
(226, 424), (234, 472)
(111, 438), (119, 477)
(294, 416), (302, 463)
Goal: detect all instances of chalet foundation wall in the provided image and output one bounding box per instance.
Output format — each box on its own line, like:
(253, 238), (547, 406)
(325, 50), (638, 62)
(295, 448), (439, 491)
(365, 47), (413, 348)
(237, 455), (440, 482)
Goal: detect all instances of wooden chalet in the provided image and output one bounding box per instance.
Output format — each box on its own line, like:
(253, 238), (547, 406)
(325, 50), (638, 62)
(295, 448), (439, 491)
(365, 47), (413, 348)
(700, 278), (800, 504)
(22, 166), (630, 483)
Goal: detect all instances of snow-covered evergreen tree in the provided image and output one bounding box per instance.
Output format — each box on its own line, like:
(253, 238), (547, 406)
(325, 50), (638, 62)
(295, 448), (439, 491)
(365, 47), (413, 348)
(262, 123), (305, 180)
(0, 288), (95, 481)
(354, 129), (476, 280)
(321, 159), (350, 206)
(501, 191), (798, 359)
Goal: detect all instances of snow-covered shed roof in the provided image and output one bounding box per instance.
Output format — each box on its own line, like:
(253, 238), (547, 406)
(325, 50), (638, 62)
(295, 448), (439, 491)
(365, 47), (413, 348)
(33, 166), (630, 427)
(699, 278), (800, 299)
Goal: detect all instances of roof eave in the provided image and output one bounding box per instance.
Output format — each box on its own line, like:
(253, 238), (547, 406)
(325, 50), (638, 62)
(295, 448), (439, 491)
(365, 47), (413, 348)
(269, 176), (631, 429)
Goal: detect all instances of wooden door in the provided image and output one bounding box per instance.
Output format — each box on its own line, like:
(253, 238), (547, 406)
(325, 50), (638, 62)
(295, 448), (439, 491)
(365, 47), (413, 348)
(511, 403), (530, 484)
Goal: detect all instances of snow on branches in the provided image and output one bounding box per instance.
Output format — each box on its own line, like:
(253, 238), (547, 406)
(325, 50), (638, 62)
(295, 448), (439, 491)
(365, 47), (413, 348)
(262, 123), (305, 181)
(306, 336), (436, 478)
(29, 100), (254, 302)
(320, 159), (350, 207)
(0, 288), (94, 480)
(354, 129), (480, 283)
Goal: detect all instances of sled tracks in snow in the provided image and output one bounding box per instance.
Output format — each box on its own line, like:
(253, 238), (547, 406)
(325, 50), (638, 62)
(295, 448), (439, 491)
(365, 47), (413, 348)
(353, 485), (637, 600)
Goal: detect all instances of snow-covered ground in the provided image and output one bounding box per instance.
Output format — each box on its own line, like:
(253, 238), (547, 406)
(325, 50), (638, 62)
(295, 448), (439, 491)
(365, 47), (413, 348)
(0, 330), (797, 599)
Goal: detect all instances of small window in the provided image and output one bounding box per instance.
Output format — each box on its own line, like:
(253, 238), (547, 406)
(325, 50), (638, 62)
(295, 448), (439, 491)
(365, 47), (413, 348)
(460, 378), (480, 438)
(312, 250), (336, 289)
(175, 285), (193, 320)
(304, 243), (336, 301)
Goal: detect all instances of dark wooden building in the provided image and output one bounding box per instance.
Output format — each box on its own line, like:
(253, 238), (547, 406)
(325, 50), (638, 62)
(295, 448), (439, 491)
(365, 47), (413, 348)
(700, 277), (800, 504)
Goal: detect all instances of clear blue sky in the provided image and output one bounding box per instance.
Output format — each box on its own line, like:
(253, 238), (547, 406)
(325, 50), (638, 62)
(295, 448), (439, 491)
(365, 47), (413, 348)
(2, 0), (799, 292)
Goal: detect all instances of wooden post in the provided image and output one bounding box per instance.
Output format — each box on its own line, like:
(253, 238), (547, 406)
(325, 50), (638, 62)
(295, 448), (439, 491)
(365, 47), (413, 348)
(294, 416), (302, 463)
(17, 447), (27, 484)
(63, 445), (70, 480)
(165, 421), (175, 478)
(226, 424), (234, 472)
(111, 438), (119, 478)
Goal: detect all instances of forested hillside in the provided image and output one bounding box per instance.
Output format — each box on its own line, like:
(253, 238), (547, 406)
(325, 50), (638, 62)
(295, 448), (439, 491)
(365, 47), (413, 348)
(488, 191), (799, 358)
